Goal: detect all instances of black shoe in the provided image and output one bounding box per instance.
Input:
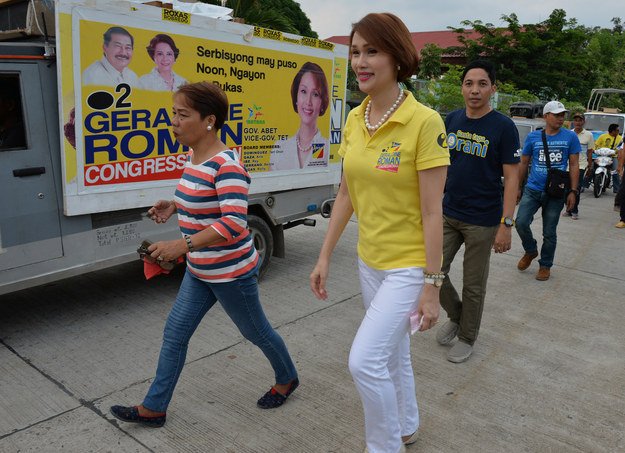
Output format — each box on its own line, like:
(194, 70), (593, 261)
(257, 378), (299, 409)
(110, 405), (166, 428)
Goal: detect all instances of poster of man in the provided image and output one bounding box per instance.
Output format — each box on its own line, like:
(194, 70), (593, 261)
(82, 26), (139, 87)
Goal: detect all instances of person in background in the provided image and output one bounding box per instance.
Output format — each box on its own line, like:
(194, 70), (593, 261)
(436, 59), (520, 364)
(515, 101), (581, 281)
(563, 112), (594, 219)
(270, 62), (331, 170)
(615, 142), (625, 228)
(138, 34), (187, 92)
(594, 123), (623, 210)
(82, 26), (138, 87)
(110, 82), (298, 428)
(310, 13), (449, 453)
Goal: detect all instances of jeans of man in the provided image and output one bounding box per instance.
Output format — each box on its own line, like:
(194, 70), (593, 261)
(515, 187), (566, 269)
(569, 168), (586, 215)
(440, 216), (498, 345)
(142, 269), (298, 413)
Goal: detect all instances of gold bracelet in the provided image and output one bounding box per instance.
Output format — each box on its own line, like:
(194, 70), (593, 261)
(423, 271), (445, 279)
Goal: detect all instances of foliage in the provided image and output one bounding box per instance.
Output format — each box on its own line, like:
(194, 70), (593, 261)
(200, 0), (317, 37)
(416, 65), (544, 116)
(418, 43), (443, 79)
(446, 9), (605, 103)
(416, 65), (465, 114)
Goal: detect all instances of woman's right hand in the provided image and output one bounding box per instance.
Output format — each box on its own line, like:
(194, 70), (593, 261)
(147, 200), (176, 224)
(310, 258), (330, 300)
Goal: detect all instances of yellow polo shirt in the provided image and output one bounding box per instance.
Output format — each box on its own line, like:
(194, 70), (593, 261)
(340, 92), (449, 269)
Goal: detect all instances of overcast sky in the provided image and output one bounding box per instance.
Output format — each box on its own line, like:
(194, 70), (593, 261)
(296, 0), (623, 39)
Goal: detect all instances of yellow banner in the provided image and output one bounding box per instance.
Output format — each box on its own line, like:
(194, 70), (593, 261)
(56, 3), (347, 215)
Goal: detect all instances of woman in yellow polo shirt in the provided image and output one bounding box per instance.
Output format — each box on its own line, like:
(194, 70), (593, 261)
(310, 12), (449, 453)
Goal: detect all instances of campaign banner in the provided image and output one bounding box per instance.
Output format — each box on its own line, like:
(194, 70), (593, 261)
(56, 1), (347, 214)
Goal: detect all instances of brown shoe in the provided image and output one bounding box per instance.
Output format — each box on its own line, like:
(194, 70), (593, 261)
(536, 267), (550, 281)
(517, 252), (538, 271)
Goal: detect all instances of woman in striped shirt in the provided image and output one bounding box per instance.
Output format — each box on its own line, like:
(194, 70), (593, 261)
(110, 82), (299, 428)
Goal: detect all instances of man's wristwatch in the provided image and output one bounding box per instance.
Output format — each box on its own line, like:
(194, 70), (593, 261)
(568, 188), (580, 196)
(500, 216), (515, 227)
(424, 272), (445, 288)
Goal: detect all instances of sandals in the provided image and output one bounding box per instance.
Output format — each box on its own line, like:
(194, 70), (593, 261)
(256, 378), (299, 409)
(110, 405), (166, 428)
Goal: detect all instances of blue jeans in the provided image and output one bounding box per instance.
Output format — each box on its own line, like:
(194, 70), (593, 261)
(515, 187), (565, 269)
(143, 269), (298, 412)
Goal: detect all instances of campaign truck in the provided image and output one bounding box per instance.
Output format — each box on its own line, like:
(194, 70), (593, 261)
(0, 0), (348, 295)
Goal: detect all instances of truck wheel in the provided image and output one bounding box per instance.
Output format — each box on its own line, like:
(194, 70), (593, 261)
(593, 174), (603, 198)
(248, 215), (273, 278)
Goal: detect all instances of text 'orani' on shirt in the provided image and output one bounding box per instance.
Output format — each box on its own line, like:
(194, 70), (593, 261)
(444, 109), (520, 227)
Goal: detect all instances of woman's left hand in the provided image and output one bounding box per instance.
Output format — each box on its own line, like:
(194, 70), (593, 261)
(414, 285), (440, 331)
(148, 238), (187, 262)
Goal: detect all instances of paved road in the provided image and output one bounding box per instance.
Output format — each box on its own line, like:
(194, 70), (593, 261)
(1, 190), (624, 452)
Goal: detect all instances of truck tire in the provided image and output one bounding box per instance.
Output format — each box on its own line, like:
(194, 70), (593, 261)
(248, 215), (273, 278)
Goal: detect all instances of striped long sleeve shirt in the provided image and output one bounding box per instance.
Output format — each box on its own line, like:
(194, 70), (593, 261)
(174, 150), (259, 282)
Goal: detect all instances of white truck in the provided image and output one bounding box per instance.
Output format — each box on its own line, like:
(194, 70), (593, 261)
(0, 0), (348, 295)
(584, 88), (625, 139)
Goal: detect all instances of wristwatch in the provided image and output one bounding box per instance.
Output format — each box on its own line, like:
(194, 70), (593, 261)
(568, 188), (580, 196)
(424, 272), (445, 288)
(500, 216), (515, 227)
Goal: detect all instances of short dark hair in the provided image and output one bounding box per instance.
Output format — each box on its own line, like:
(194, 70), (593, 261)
(175, 82), (229, 130)
(146, 34), (180, 61)
(608, 123), (619, 133)
(290, 62), (329, 116)
(349, 13), (418, 83)
(103, 26), (134, 47)
(462, 60), (496, 84)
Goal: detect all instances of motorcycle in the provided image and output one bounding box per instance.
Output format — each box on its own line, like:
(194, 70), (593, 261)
(591, 147), (617, 198)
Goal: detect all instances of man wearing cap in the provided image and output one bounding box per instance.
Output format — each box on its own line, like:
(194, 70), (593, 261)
(515, 101), (581, 281)
(563, 112), (594, 219)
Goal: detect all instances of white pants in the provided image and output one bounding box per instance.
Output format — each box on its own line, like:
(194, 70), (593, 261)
(349, 259), (423, 453)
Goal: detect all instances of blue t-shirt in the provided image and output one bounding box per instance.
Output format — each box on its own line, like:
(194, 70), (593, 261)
(523, 128), (581, 192)
(443, 109), (520, 226)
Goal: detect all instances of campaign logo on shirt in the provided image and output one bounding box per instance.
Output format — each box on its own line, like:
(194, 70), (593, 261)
(437, 132), (448, 149)
(312, 143), (325, 159)
(447, 130), (490, 158)
(375, 142), (402, 173)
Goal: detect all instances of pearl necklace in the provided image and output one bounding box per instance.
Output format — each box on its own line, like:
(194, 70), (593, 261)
(296, 129), (318, 153)
(364, 84), (404, 132)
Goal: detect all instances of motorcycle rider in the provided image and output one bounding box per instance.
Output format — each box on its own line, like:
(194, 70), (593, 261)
(594, 124), (623, 209)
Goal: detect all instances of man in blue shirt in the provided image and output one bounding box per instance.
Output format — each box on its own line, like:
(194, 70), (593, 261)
(436, 60), (520, 363)
(515, 101), (581, 281)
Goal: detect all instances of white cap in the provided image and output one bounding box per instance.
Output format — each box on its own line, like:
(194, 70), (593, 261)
(543, 100), (568, 115)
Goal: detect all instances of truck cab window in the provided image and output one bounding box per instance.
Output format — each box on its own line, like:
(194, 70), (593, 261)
(0, 74), (27, 151)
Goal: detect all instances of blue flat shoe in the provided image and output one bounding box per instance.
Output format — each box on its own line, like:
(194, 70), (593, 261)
(257, 378), (299, 409)
(110, 405), (166, 428)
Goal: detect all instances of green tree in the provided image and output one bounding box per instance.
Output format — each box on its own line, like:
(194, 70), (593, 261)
(418, 43), (443, 79)
(416, 65), (465, 114)
(586, 18), (625, 111)
(201, 0), (316, 37)
(448, 9), (596, 103)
